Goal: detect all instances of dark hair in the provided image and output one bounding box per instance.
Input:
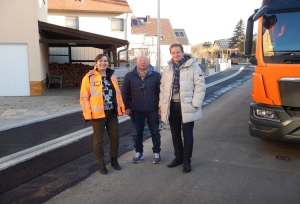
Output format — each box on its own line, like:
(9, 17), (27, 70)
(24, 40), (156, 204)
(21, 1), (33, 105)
(169, 43), (184, 53)
(94, 54), (110, 64)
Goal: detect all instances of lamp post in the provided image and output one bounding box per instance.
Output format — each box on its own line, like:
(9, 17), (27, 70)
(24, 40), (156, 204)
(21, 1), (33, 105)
(156, 0), (161, 72)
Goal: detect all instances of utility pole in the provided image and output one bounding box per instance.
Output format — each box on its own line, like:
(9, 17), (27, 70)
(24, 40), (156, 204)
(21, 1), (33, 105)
(156, 0), (161, 72)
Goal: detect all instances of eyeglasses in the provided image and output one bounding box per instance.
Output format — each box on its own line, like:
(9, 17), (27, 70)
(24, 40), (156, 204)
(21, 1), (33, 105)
(140, 83), (145, 90)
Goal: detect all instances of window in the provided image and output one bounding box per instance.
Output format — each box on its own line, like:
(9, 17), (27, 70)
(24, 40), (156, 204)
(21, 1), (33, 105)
(131, 18), (145, 27)
(65, 17), (79, 29)
(174, 31), (185, 38)
(129, 48), (148, 57)
(111, 18), (124, 31)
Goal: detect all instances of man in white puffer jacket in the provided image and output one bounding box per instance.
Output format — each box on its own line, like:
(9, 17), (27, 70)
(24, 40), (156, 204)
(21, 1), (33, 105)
(158, 43), (206, 173)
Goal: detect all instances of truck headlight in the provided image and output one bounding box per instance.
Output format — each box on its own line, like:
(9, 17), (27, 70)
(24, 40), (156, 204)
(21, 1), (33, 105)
(253, 108), (280, 122)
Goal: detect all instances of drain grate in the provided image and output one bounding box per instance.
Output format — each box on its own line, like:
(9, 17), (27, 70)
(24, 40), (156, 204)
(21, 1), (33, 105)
(275, 155), (291, 161)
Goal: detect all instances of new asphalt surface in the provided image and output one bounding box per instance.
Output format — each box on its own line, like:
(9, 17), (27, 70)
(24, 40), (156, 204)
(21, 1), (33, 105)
(0, 65), (267, 204)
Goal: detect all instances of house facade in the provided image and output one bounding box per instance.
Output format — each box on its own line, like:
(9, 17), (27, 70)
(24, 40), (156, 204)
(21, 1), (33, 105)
(130, 17), (179, 70)
(0, 0), (132, 96)
(47, 0), (133, 65)
(173, 29), (192, 54)
(0, 0), (49, 96)
(213, 39), (231, 58)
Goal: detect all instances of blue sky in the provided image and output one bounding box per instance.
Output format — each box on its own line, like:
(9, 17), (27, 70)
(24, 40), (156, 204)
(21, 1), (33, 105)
(127, 0), (262, 45)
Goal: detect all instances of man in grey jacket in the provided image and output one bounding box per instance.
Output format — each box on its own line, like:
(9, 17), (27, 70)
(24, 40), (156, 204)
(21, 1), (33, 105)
(159, 44), (206, 173)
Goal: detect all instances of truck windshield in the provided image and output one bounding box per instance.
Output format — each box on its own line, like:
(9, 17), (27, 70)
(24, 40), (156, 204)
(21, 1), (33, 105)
(262, 10), (300, 63)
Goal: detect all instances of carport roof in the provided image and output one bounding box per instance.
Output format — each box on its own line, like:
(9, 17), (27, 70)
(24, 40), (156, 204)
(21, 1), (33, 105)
(38, 21), (129, 50)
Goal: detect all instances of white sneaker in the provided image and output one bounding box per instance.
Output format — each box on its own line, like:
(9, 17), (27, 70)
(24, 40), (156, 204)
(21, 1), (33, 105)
(153, 153), (161, 164)
(132, 152), (143, 163)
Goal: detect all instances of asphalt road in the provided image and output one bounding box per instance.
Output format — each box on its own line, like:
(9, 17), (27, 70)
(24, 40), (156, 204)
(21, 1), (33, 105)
(1, 66), (278, 204)
(44, 78), (300, 204)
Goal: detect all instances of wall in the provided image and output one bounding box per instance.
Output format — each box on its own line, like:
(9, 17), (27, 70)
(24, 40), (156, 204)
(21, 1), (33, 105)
(48, 10), (132, 65)
(0, 0), (49, 95)
(48, 11), (132, 40)
(183, 44), (192, 54)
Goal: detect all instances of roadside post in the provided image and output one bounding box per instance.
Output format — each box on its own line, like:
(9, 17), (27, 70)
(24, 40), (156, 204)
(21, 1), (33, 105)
(201, 58), (209, 76)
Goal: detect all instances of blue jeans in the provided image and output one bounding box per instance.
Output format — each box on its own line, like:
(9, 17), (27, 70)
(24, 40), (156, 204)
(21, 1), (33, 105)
(132, 111), (161, 153)
(169, 102), (194, 163)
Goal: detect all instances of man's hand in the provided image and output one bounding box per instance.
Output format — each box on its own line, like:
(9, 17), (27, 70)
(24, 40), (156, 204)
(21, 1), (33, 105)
(125, 108), (131, 116)
(158, 107), (161, 115)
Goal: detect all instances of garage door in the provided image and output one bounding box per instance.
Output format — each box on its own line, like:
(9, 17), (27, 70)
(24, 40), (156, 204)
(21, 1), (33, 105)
(0, 44), (30, 96)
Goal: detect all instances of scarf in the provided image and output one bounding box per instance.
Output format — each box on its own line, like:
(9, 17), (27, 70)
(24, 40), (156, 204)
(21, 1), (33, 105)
(172, 57), (185, 94)
(137, 68), (149, 81)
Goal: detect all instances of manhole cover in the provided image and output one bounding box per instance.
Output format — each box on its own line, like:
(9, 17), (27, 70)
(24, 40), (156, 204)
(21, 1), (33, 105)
(275, 155), (291, 161)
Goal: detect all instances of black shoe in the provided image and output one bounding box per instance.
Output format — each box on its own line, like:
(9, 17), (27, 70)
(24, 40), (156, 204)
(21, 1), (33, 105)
(167, 158), (183, 168)
(111, 158), (121, 170)
(183, 163), (191, 173)
(99, 165), (108, 174)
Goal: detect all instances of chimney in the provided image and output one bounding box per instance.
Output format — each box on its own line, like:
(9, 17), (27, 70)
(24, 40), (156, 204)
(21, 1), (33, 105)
(146, 15), (150, 23)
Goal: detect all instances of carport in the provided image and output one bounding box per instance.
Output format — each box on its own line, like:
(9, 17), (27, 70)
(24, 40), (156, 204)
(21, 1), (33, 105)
(38, 21), (129, 67)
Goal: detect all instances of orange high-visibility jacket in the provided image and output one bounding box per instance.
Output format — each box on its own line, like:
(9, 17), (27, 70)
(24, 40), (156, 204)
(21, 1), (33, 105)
(80, 67), (125, 120)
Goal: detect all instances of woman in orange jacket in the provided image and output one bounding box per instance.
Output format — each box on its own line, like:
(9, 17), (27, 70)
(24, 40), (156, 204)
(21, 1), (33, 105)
(80, 54), (125, 174)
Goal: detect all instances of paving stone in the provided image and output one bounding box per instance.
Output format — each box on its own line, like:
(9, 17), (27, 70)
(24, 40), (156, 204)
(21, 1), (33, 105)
(23, 111), (48, 116)
(4, 109), (28, 113)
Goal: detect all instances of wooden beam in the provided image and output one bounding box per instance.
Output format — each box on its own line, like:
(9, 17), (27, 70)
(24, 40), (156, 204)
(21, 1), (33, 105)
(39, 24), (128, 44)
(39, 39), (111, 44)
(38, 21), (129, 49)
(71, 60), (94, 62)
(112, 49), (118, 67)
(103, 46), (116, 53)
(68, 46), (72, 63)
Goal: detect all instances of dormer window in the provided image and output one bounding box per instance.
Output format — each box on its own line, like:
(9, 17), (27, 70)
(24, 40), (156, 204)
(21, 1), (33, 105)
(175, 31), (185, 38)
(131, 18), (145, 27)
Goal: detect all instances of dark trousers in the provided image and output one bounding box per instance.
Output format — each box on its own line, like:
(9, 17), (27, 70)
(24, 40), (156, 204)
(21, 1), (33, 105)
(91, 110), (119, 166)
(169, 102), (194, 164)
(132, 111), (161, 154)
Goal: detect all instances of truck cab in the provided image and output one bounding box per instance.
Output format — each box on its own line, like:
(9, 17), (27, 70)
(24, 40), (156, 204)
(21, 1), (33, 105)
(245, 0), (300, 142)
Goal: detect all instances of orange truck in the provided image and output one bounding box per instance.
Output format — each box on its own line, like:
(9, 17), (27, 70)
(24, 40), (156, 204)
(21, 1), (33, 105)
(245, 0), (300, 142)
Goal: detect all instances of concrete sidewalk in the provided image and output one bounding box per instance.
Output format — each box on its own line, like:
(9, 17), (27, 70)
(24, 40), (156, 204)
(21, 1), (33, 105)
(0, 88), (80, 128)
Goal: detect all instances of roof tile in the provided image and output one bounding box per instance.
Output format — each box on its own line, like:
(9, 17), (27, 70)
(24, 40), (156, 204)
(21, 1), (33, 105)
(48, 0), (132, 13)
(131, 18), (178, 45)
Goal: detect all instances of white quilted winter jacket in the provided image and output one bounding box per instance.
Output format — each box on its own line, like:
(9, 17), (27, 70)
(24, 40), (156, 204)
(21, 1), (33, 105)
(159, 55), (206, 124)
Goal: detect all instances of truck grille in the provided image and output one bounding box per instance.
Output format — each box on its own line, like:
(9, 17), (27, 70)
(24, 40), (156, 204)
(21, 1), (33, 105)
(278, 78), (300, 107)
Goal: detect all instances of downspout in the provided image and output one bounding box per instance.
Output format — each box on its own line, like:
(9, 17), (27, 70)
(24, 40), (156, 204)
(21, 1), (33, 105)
(117, 43), (129, 67)
(117, 12), (129, 67)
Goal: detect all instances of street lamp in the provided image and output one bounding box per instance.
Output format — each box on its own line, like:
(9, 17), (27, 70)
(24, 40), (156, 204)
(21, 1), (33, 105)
(156, 0), (161, 72)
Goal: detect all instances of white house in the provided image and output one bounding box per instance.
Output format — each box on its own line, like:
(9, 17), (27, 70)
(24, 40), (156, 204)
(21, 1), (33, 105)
(47, 0), (133, 65)
(174, 29), (192, 54)
(130, 17), (179, 70)
(0, 0), (131, 96)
